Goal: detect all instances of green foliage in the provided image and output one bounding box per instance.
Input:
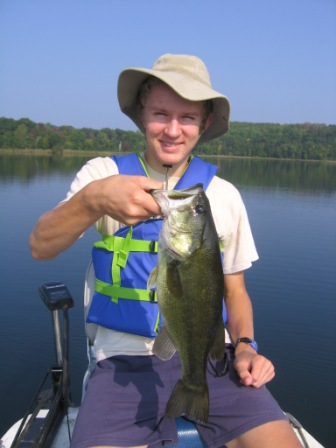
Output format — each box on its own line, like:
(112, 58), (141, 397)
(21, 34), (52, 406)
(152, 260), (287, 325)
(197, 122), (336, 160)
(0, 117), (335, 160)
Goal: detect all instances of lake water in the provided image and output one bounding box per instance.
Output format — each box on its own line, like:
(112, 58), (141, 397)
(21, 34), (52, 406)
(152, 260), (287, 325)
(0, 154), (335, 447)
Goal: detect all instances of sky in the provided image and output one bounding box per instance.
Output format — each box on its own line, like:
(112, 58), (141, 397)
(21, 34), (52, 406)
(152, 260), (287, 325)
(1, 0), (335, 131)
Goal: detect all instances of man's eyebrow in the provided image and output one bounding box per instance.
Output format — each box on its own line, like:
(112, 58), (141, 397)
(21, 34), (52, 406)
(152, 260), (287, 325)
(149, 105), (201, 115)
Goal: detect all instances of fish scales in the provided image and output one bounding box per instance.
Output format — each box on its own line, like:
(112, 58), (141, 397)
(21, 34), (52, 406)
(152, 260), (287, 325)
(150, 183), (225, 423)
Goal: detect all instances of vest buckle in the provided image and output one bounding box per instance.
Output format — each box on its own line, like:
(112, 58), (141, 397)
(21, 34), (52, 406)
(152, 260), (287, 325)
(149, 241), (157, 252)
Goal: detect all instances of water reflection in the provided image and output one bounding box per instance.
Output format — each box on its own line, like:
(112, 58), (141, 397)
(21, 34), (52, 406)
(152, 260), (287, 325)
(0, 152), (335, 447)
(1, 153), (335, 193)
(0, 154), (89, 182)
(214, 156), (336, 193)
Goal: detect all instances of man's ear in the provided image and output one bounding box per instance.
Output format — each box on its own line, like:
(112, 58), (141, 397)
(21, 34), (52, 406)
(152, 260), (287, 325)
(203, 113), (213, 132)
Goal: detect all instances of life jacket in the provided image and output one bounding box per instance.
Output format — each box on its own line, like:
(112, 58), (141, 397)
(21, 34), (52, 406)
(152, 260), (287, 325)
(86, 153), (226, 338)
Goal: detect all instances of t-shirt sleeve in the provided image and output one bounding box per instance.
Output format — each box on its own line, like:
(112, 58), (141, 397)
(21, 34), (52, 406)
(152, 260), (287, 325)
(64, 156), (119, 201)
(207, 177), (259, 275)
(222, 199), (259, 274)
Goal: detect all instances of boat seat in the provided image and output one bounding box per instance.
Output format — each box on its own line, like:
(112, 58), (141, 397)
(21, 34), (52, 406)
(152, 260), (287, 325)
(82, 260), (209, 448)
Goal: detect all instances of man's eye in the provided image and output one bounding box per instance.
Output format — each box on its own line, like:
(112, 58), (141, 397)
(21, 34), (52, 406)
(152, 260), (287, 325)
(182, 115), (195, 121)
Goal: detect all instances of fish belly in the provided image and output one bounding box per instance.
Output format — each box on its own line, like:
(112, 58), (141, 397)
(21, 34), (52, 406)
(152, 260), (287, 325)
(155, 248), (224, 422)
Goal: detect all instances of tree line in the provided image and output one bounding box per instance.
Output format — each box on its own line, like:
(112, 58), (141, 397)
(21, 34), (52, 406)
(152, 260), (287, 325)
(0, 117), (335, 161)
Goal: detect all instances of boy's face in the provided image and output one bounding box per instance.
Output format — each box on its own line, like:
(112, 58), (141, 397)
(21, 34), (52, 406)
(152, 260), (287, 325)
(141, 83), (212, 176)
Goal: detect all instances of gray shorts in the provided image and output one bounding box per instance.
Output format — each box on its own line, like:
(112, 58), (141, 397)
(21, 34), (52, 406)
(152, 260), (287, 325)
(71, 346), (287, 448)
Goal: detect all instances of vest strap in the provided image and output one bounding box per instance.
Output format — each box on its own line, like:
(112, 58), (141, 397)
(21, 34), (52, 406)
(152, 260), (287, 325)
(94, 229), (159, 292)
(95, 278), (157, 304)
(94, 235), (158, 254)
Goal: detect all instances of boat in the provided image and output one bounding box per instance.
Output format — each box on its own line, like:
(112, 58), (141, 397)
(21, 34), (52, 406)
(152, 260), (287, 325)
(1, 263), (325, 448)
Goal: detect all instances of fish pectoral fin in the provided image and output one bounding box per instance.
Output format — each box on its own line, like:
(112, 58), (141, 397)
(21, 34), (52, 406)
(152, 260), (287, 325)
(209, 320), (226, 360)
(153, 325), (176, 360)
(147, 266), (158, 290)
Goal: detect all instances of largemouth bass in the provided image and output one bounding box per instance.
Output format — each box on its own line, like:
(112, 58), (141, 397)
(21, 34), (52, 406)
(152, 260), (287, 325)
(149, 183), (225, 423)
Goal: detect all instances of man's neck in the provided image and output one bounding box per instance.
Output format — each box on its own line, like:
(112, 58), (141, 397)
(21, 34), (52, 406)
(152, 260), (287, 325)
(143, 151), (190, 177)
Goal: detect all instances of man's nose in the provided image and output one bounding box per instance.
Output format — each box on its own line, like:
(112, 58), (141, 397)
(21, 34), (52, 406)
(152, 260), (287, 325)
(164, 118), (181, 137)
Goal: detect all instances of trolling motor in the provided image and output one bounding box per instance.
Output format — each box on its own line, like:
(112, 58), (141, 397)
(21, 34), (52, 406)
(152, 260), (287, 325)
(9, 282), (74, 448)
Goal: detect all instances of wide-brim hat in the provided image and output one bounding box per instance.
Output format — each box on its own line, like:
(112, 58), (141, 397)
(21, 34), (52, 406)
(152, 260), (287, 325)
(117, 53), (230, 143)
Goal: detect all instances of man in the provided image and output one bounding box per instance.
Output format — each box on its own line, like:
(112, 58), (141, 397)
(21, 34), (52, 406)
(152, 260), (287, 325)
(30, 54), (301, 448)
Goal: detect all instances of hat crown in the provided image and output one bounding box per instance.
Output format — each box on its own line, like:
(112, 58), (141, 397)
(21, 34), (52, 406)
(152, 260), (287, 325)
(152, 54), (212, 87)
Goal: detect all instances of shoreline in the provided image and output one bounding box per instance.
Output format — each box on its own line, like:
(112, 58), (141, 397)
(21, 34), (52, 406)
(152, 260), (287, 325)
(0, 148), (335, 163)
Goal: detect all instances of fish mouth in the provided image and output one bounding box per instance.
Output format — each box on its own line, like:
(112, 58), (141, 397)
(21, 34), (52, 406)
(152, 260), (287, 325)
(151, 184), (205, 259)
(151, 184), (203, 216)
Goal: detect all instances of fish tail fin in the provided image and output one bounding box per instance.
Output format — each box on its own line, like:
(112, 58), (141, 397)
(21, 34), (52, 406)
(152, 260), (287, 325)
(166, 379), (209, 423)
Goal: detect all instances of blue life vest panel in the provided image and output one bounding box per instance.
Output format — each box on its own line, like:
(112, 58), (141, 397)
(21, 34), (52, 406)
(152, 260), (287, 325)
(87, 153), (227, 337)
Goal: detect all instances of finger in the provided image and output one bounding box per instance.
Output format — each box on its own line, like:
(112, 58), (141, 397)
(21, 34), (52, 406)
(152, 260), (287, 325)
(239, 370), (253, 386)
(250, 358), (275, 388)
(139, 177), (164, 192)
(134, 178), (164, 214)
(125, 179), (162, 212)
(234, 359), (253, 386)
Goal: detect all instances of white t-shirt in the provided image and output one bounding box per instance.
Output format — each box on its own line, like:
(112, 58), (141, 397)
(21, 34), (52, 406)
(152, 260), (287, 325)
(65, 156), (258, 360)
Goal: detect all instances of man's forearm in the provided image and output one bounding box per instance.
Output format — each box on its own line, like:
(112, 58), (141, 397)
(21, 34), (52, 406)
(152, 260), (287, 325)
(29, 184), (101, 260)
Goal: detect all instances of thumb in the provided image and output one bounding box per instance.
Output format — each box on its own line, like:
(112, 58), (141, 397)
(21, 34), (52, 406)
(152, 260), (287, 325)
(234, 357), (253, 386)
(238, 369), (253, 386)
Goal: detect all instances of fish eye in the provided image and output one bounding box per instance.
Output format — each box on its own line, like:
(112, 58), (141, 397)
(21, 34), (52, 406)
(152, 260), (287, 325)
(195, 204), (206, 214)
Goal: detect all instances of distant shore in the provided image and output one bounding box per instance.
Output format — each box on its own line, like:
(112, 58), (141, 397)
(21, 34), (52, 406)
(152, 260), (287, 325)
(0, 148), (335, 163)
(0, 148), (108, 157)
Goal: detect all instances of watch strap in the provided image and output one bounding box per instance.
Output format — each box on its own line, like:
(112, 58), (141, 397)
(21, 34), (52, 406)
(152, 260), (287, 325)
(236, 337), (258, 352)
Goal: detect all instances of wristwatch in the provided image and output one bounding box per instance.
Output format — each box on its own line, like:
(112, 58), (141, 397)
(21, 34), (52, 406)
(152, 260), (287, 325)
(235, 337), (258, 352)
